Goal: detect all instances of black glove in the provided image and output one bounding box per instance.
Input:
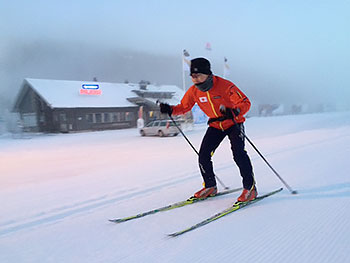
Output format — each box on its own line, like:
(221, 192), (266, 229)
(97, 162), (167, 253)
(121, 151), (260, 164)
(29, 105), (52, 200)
(219, 105), (240, 119)
(159, 103), (173, 115)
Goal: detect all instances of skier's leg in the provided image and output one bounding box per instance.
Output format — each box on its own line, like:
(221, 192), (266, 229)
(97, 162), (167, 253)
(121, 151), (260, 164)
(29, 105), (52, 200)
(228, 124), (255, 189)
(198, 127), (226, 187)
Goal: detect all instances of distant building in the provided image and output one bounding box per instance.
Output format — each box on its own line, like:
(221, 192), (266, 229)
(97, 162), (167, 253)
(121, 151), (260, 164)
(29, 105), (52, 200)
(13, 78), (184, 133)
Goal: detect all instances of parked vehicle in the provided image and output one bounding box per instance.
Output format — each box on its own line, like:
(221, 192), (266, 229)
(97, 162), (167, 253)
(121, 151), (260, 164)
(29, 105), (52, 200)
(140, 120), (179, 137)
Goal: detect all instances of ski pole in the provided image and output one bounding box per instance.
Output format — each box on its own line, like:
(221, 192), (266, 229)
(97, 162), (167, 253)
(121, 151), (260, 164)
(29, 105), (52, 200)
(244, 134), (297, 194)
(168, 114), (229, 190)
(156, 101), (229, 189)
(222, 106), (298, 194)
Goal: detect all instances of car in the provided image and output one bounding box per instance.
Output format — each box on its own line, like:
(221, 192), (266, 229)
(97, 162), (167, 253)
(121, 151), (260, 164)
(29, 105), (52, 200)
(140, 120), (179, 137)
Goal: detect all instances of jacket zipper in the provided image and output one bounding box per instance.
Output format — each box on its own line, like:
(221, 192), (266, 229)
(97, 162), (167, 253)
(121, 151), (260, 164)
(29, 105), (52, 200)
(206, 91), (224, 131)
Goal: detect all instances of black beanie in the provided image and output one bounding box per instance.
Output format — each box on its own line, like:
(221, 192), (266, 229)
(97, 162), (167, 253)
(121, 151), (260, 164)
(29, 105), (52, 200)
(190, 58), (212, 75)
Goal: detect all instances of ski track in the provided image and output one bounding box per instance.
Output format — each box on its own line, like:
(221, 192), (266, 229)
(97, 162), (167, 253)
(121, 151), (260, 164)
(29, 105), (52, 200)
(0, 173), (196, 237)
(0, 131), (347, 238)
(236, 199), (350, 263)
(158, 195), (350, 263)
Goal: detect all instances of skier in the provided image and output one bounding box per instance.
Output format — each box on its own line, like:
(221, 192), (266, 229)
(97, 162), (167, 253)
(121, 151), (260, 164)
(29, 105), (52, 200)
(159, 57), (257, 202)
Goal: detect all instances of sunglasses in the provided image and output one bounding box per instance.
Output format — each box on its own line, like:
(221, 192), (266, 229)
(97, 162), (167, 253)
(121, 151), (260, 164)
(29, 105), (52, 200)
(190, 73), (207, 78)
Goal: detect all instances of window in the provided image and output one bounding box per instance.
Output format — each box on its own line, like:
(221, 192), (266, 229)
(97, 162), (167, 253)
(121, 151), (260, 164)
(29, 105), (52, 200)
(59, 113), (67, 122)
(125, 112), (134, 121)
(111, 112), (130, 122)
(95, 113), (102, 123)
(120, 112), (125, 122)
(112, 113), (118, 122)
(86, 114), (93, 123)
(104, 113), (111, 123)
(146, 122), (153, 127)
(22, 113), (37, 127)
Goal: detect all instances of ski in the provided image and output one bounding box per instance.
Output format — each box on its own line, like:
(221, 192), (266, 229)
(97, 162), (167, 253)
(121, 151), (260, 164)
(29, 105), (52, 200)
(109, 187), (242, 223)
(168, 188), (283, 237)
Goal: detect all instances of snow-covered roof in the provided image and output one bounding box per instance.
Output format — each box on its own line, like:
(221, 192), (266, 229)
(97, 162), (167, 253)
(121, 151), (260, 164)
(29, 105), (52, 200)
(138, 84), (185, 105)
(21, 78), (184, 108)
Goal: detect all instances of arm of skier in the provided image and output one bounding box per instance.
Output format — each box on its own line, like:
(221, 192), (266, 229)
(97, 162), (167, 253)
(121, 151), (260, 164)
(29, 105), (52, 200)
(171, 87), (196, 115)
(229, 85), (251, 117)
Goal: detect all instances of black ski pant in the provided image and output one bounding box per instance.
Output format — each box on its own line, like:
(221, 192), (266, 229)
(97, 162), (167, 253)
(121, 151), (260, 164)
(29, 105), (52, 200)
(198, 123), (255, 189)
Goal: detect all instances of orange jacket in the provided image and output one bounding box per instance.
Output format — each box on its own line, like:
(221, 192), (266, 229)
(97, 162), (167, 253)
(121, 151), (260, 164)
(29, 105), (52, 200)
(172, 75), (251, 130)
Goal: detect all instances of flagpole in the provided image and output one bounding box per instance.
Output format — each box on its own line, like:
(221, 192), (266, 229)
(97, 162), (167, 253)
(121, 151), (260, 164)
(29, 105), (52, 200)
(182, 52), (186, 91)
(205, 42), (212, 61)
(223, 57), (229, 79)
(223, 58), (226, 78)
(182, 49), (191, 91)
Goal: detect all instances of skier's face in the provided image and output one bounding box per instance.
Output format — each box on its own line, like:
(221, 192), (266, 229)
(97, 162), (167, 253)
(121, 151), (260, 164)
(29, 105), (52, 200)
(191, 73), (209, 85)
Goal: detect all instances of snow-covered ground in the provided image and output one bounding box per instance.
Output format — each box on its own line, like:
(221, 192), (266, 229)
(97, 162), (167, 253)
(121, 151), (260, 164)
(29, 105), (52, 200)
(1, 111), (350, 263)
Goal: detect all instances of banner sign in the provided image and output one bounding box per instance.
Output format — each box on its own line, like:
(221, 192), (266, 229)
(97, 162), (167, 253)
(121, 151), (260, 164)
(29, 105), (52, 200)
(80, 84), (101, 95)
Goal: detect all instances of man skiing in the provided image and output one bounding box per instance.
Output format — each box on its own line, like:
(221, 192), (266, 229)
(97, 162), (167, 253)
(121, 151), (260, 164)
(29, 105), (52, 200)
(159, 57), (257, 203)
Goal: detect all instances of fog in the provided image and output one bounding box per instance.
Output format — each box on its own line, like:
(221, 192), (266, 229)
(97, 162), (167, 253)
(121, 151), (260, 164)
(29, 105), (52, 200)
(0, 39), (182, 108)
(1, 0), (349, 112)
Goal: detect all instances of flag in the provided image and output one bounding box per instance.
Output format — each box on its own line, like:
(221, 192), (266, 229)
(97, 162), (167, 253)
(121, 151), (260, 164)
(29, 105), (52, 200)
(183, 49), (191, 72)
(183, 49), (190, 57)
(205, 42), (212, 51)
(138, 106), (143, 119)
(223, 57), (230, 78)
(137, 106), (144, 129)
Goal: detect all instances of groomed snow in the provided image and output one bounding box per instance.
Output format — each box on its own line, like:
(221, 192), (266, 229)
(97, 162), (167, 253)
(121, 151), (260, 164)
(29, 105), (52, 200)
(0, 111), (350, 263)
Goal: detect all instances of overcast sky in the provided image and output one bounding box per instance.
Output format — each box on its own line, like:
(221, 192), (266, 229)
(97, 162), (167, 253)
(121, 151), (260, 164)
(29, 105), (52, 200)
(0, 0), (349, 110)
